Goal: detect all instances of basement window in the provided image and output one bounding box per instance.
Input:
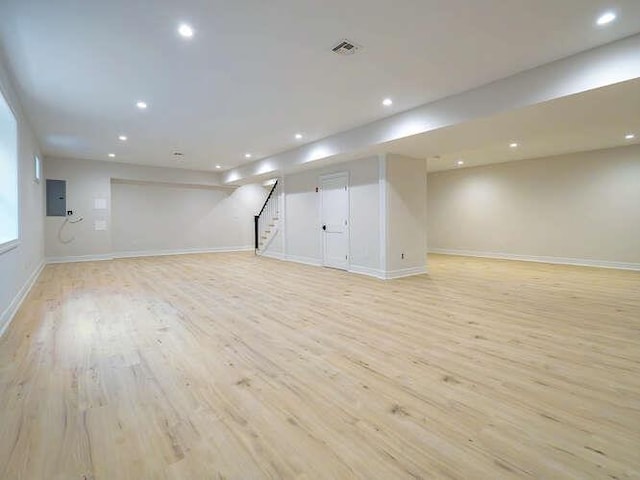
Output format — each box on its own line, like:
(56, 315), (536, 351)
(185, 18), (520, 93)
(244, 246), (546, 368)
(34, 155), (41, 183)
(0, 86), (18, 255)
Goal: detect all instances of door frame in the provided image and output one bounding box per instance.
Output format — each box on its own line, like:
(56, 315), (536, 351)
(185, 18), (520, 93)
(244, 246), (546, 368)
(319, 171), (350, 270)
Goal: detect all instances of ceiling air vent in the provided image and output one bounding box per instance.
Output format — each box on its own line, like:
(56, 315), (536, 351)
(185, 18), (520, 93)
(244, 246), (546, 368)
(331, 39), (361, 55)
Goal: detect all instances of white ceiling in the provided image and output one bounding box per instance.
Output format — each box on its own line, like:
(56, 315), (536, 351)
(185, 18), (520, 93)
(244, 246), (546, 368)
(1, 0), (640, 172)
(379, 77), (640, 172)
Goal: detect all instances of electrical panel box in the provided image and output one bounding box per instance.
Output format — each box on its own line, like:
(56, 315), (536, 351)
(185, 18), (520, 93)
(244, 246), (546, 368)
(46, 179), (67, 217)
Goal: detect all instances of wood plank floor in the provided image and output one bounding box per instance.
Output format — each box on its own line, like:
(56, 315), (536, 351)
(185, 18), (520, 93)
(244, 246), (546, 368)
(0, 253), (639, 479)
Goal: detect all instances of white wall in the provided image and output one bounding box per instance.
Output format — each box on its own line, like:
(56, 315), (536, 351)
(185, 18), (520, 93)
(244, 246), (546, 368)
(0, 56), (44, 333)
(262, 154), (429, 279)
(280, 156), (381, 274)
(112, 180), (264, 254)
(44, 156), (266, 261)
(386, 154), (428, 275)
(427, 145), (640, 269)
(44, 157), (111, 259)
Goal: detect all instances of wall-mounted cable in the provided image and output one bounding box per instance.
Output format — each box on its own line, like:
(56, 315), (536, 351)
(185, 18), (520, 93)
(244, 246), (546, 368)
(57, 215), (84, 244)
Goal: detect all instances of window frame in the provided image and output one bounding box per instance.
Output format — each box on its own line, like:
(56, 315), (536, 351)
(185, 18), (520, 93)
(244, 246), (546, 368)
(0, 83), (20, 255)
(34, 154), (41, 184)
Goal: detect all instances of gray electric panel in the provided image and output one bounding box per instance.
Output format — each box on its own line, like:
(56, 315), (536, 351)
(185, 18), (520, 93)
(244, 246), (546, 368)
(46, 179), (66, 217)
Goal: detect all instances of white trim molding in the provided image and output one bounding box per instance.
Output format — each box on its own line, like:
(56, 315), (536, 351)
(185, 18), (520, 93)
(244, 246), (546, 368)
(0, 239), (20, 255)
(348, 264), (385, 280)
(46, 246), (255, 264)
(0, 260), (45, 337)
(260, 251), (285, 260)
(267, 253), (427, 281)
(283, 254), (323, 267)
(46, 253), (115, 264)
(429, 249), (640, 271)
(280, 174), (288, 258)
(261, 252), (384, 278)
(378, 153), (388, 274)
(113, 246), (253, 259)
(384, 266), (428, 279)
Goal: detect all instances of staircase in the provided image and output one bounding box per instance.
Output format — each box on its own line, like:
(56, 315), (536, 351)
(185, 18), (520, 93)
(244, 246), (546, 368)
(254, 180), (281, 254)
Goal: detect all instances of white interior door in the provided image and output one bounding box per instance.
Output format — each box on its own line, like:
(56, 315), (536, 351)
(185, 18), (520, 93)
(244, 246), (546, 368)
(321, 173), (349, 270)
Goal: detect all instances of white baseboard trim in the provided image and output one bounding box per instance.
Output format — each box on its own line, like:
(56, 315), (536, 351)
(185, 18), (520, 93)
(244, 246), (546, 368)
(0, 260), (45, 338)
(46, 246), (254, 264)
(348, 264), (386, 279)
(259, 249), (430, 280)
(283, 254), (323, 267)
(113, 246), (253, 259)
(46, 253), (115, 264)
(260, 251), (284, 260)
(384, 265), (428, 279)
(429, 248), (640, 271)
(266, 254), (426, 281)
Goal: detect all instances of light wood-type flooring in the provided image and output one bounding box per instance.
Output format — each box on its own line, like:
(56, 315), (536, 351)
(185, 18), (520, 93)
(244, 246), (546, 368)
(1, 253), (639, 479)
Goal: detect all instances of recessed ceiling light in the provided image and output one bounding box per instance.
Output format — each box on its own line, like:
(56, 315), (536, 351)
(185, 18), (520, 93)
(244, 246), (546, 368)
(456, 160), (464, 166)
(108, 153), (116, 158)
(625, 133), (635, 140)
(295, 133), (303, 140)
(510, 142), (519, 148)
(118, 135), (127, 141)
(215, 165), (221, 169)
(596, 11), (616, 26)
(245, 153), (252, 159)
(178, 23), (194, 38)
(136, 101), (148, 109)
(382, 98), (393, 107)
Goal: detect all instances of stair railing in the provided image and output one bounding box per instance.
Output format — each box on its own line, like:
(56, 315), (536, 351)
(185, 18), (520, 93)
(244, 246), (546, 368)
(254, 180), (280, 254)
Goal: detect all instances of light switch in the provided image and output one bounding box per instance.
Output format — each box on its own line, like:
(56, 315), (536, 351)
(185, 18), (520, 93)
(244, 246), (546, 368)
(94, 198), (107, 210)
(94, 220), (107, 231)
